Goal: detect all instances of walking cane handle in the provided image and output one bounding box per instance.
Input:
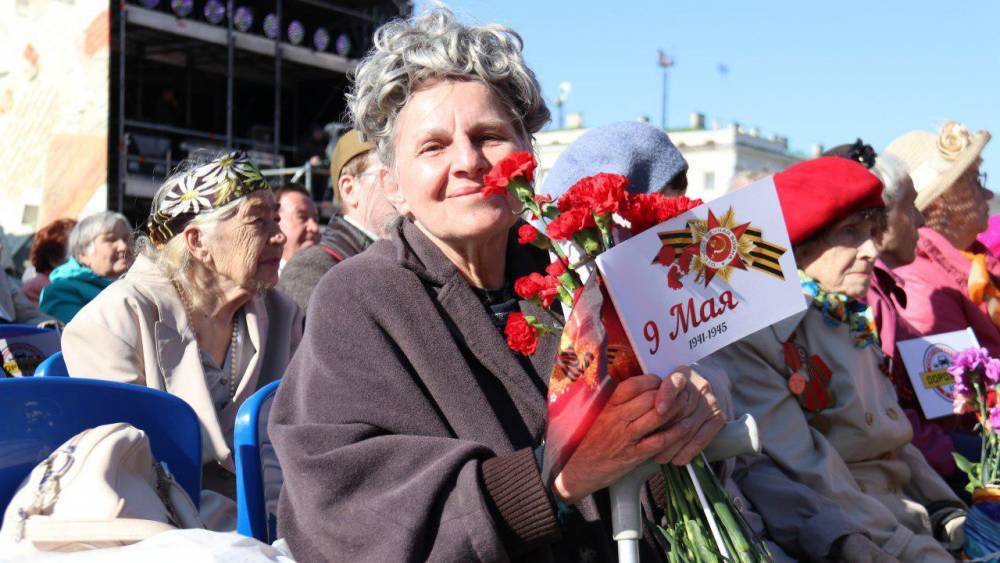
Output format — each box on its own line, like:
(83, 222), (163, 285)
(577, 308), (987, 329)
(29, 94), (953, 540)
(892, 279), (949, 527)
(702, 413), (760, 463)
(609, 414), (761, 562)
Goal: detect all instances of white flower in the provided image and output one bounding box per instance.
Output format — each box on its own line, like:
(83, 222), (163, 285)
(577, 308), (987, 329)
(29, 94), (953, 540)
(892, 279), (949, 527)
(160, 175), (219, 217)
(937, 121), (971, 161)
(193, 153), (237, 185)
(192, 153), (266, 201)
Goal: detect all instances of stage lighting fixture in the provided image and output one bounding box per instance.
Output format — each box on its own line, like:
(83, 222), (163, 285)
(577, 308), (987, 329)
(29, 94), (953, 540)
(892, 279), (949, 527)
(263, 14), (280, 39)
(335, 33), (352, 56)
(233, 6), (253, 32)
(287, 20), (305, 45)
(313, 28), (330, 52)
(170, 0), (193, 17)
(140, 0), (160, 9)
(204, 0), (226, 25)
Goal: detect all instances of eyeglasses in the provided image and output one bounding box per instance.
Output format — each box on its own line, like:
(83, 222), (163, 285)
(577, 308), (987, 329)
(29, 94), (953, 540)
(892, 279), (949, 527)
(356, 166), (383, 182)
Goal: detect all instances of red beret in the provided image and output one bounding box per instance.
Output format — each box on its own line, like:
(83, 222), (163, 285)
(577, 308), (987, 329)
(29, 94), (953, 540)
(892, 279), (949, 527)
(773, 156), (884, 245)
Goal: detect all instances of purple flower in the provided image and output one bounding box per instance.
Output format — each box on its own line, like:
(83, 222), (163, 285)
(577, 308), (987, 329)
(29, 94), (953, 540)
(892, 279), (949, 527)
(948, 363), (974, 396)
(949, 347), (992, 390)
(989, 405), (1000, 434)
(952, 378), (974, 397)
(948, 347), (996, 408)
(951, 347), (991, 373)
(987, 358), (1000, 386)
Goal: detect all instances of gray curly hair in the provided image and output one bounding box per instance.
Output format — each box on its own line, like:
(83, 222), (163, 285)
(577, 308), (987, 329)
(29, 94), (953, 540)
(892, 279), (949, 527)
(871, 153), (912, 208)
(347, 7), (550, 167)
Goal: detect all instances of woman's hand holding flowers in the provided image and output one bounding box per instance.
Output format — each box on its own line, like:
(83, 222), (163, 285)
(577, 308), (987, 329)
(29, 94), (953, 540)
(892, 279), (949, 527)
(552, 369), (725, 504)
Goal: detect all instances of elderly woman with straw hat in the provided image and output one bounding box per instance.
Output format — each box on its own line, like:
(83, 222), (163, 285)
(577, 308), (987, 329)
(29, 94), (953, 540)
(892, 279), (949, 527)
(61, 152), (303, 526)
(885, 122), (1000, 352)
(711, 156), (966, 561)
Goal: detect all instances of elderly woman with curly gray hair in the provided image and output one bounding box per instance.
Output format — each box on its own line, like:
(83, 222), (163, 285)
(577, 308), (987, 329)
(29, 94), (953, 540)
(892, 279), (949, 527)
(269, 8), (726, 562)
(61, 152), (303, 528)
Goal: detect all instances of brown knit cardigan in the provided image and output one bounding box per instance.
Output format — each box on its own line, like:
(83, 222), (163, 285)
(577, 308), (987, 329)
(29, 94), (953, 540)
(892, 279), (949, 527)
(269, 218), (666, 562)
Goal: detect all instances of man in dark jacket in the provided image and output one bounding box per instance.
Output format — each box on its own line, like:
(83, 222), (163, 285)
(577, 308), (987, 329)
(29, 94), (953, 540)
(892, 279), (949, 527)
(277, 130), (394, 311)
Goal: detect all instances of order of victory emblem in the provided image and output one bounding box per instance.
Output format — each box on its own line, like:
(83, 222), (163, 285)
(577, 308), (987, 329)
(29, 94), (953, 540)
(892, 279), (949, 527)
(651, 206), (787, 289)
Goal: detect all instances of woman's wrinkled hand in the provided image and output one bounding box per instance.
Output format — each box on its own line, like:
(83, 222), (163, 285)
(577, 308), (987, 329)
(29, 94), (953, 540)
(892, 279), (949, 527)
(552, 368), (725, 504)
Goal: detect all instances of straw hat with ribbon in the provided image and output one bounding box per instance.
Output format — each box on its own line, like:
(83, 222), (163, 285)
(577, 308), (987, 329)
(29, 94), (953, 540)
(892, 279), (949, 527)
(885, 121), (991, 211)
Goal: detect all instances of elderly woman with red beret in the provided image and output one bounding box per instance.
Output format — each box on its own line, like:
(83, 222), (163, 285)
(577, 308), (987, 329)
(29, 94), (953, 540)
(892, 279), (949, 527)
(711, 157), (966, 561)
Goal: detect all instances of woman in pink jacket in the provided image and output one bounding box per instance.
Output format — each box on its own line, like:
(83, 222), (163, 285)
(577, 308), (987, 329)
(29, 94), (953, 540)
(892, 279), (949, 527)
(885, 121), (1000, 355)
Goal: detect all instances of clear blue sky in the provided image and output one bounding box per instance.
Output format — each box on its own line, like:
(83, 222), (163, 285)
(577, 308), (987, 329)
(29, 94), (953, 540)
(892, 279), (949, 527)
(416, 0), (999, 185)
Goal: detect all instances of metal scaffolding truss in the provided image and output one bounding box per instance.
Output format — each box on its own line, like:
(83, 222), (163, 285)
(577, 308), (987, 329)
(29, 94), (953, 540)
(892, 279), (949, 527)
(112, 1), (407, 212)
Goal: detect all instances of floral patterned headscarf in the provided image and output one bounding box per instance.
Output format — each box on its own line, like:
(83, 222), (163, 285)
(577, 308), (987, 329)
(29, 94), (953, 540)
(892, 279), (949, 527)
(147, 151), (271, 247)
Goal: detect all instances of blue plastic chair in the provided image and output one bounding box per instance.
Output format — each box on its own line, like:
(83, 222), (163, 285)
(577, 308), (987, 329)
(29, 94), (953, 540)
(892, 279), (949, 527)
(0, 378), (202, 513)
(234, 379), (282, 542)
(35, 351), (69, 377)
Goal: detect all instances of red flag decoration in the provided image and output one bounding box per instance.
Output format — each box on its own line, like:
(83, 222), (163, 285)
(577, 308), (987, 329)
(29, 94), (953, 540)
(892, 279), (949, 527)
(657, 49), (674, 68)
(541, 275), (642, 483)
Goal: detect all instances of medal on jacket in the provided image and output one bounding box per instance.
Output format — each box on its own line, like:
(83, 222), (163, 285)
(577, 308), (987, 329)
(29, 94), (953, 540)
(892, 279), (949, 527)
(782, 334), (835, 432)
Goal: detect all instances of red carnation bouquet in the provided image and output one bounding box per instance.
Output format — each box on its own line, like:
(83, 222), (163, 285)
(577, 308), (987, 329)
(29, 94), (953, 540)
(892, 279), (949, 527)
(485, 152), (770, 562)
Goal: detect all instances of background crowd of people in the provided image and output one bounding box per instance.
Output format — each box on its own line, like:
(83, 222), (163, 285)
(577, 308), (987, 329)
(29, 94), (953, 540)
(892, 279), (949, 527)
(2, 6), (998, 562)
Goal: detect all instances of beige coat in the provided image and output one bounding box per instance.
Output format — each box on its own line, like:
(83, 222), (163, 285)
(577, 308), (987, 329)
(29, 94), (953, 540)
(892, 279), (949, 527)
(61, 255), (303, 470)
(711, 298), (962, 562)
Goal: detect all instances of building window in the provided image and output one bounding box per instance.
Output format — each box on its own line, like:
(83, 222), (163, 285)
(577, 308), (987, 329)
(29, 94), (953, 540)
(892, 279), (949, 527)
(704, 172), (715, 191)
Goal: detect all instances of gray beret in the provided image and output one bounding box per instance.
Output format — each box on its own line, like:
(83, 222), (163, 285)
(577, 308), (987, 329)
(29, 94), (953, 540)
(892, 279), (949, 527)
(539, 121), (688, 200)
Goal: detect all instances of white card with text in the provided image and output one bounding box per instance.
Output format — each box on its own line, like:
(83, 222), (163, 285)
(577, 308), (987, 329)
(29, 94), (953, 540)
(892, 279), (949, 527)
(596, 177), (807, 375)
(896, 328), (978, 420)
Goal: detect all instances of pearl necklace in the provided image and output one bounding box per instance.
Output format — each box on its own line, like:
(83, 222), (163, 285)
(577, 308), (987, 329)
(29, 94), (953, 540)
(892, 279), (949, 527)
(170, 279), (242, 401)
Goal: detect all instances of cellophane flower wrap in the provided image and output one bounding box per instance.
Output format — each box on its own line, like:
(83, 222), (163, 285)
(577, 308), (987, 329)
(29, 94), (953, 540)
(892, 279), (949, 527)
(487, 151), (770, 562)
(947, 347), (1000, 558)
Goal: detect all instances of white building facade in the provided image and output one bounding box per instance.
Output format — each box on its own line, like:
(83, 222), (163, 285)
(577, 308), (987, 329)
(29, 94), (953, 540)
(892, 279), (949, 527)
(534, 113), (805, 202)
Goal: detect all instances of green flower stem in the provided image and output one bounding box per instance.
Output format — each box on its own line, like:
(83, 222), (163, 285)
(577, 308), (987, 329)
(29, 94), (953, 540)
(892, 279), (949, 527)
(691, 457), (753, 562)
(509, 180), (585, 305)
(976, 377), (990, 484)
(512, 181), (569, 263)
(685, 463), (732, 561)
(593, 212), (615, 250)
(536, 305), (566, 330)
(664, 465), (712, 560)
(660, 459), (772, 563)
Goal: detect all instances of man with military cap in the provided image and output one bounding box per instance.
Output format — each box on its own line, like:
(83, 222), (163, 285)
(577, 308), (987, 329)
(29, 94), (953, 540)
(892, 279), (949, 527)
(278, 130), (394, 312)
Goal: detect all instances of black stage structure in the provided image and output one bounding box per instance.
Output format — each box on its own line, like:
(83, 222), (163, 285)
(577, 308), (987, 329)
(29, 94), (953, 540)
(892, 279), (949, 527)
(109, 0), (410, 226)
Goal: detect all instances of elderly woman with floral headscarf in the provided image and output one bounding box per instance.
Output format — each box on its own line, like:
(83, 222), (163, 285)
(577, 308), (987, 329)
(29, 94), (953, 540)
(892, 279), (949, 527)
(886, 122), (1000, 352)
(711, 157), (966, 561)
(61, 152), (303, 527)
(269, 9), (727, 562)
